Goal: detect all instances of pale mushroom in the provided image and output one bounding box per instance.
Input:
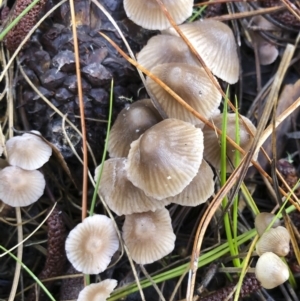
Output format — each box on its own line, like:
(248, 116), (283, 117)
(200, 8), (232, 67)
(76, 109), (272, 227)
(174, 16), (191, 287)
(173, 19), (239, 84)
(203, 113), (257, 171)
(95, 158), (170, 216)
(167, 159), (214, 206)
(123, 0), (193, 30)
(126, 119), (204, 200)
(6, 131), (52, 170)
(122, 208), (175, 264)
(137, 35), (200, 72)
(0, 166), (45, 207)
(65, 215), (119, 274)
(108, 99), (162, 158)
(77, 279), (117, 301)
(146, 63), (222, 125)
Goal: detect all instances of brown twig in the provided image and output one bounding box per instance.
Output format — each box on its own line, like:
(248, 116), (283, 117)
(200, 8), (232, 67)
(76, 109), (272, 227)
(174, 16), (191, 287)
(69, 0), (88, 221)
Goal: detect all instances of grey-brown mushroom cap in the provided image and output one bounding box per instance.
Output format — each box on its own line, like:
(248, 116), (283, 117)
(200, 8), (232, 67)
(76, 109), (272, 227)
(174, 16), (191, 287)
(203, 113), (257, 171)
(166, 159), (214, 206)
(6, 132), (52, 170)
(137, 35), (201, 72)
(65, 215), (119, 274)
(176, 19), (239, 84)
(122, 208), (175, 264)
(95, 158), (170, 216)
(108, 99), (162, 158)
(146, 63), (222, 125)
(126, 119), (204, 200)
(77, 279), (117, 301)
(123, 0), (193, 30)
(0, 166), (45, 207)
(251, 16), (279, 65)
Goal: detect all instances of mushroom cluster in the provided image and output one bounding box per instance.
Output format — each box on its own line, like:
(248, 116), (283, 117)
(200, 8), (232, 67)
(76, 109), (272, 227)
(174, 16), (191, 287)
(63, 3), (259, 297)
(97, 114), (214, 264)
(90, 4), (259, 267)
(0, 131), (52, 207)
(254, 213), (290, 289)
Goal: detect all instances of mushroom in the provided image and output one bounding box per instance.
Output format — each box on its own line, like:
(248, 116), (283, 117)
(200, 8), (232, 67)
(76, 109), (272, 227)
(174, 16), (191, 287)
(122, 208), (175, 264)
(123, 0), (194, 30)
(250, 16), (279, 65)
(0, 166), (45, 207)
(6, 131), (52, 170)
(146, 63), (222, 124)
(137, 35), (200, 72)
(202, 113), (257, 171)
(256, 226), (290, 257)
(255, 252), (289, 289)
(77, 279), (117, 301)
(65, 215), (119, 274)
(95, 158), (170, 216)
(108, 99), (162, 158)
(171, 19), (239, 84)
(166, 159), (214, 206)
(255, 212), (281, 236)
(126, 118), (204, 200)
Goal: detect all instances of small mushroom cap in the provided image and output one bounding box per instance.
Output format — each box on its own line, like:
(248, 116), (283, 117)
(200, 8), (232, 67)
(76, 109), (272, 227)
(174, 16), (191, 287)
(251, 16), (279, 65)
(203, 113), (257, 171)
(95, 158), (170, 216)
(122, 208), (175, 264)
(255, 252), (289, 289)
(123, 0), (193, 30)
(146, 63), (222, 124)
(6, 131), (52, 170)
(256, 226), (290, 257)
(126, 119), (204, 200)
(167, 160), (214, 206)
(175, 20), (239, 84)
(0, 166), (45, 207)
(108, 99), (162, 158)
(77, 279), (117, 301)
(255, 212), (281, 236)
(137, 35), (200, 71)
(65, 215), (119, 274)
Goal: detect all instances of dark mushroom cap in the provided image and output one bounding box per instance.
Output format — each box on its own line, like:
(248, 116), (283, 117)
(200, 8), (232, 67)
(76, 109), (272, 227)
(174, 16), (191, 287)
(126, 118), (204, 199)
